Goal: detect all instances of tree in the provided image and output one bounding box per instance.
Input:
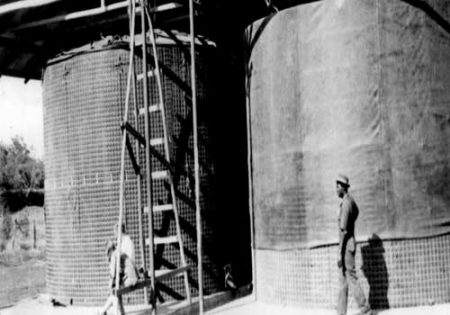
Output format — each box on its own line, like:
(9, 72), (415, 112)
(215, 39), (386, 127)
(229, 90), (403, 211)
(0, 136), (44, 212)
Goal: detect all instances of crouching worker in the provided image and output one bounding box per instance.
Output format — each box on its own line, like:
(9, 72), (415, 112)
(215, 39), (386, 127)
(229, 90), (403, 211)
(98, 240), (138, 315)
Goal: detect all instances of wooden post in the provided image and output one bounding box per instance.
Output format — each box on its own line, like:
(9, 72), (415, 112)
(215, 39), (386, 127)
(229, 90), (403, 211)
(245, 68), (257, 300)
(189, 0), (203, 313)
(115, 2), (137, 314)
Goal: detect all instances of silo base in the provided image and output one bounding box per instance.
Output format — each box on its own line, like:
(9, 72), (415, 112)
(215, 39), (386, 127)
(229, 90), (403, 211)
(255, 234), (450, 309)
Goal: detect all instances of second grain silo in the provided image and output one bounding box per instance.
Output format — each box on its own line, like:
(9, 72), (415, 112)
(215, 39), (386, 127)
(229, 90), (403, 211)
(246, 0), (450, 310)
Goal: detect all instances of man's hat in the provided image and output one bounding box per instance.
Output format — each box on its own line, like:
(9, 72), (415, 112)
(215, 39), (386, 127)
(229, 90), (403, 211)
(336, 174), (350, 187)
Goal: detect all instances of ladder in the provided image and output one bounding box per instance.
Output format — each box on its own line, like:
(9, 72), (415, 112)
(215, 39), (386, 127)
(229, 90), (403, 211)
(115, 0), (191, 314)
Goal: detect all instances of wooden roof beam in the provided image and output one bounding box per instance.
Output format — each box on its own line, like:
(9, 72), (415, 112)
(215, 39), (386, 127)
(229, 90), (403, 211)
(0, 0), (62, 15)
(12, 1), (182, 31)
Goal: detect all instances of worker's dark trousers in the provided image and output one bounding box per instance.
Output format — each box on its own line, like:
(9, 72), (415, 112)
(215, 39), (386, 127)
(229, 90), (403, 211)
(337, 249), (369, 315)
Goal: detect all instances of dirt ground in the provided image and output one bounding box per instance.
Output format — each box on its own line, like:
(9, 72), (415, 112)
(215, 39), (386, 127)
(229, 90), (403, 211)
(1, 207), (450, 315)
(208, 298), (450, 315)
(0, 258), (45, 308)
(2, 293), (450, 315)
(0, 206), (46, 309)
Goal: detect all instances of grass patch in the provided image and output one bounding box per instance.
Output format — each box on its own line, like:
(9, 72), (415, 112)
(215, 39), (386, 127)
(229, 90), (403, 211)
(0, 206), (46, 307)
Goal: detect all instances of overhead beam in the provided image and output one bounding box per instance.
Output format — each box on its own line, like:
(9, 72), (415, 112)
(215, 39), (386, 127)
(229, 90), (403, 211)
(13, 1), (182, 31)
(0, 0), (61, 15)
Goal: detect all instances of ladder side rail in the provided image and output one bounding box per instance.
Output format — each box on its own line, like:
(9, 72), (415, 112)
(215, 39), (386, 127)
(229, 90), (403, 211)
(144, 4), (191, 304)
(139, 0), (156, 312)
(131, 53), (149, 304)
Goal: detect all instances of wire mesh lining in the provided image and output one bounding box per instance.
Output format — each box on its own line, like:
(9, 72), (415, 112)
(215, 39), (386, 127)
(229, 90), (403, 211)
(247, 0), (450, 251)
(255, 234), (450, 309)
(43, 41), (219, 306)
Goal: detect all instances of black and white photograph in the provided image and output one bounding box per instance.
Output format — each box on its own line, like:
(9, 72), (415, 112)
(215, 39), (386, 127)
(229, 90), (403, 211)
(1, 0), (450, 314)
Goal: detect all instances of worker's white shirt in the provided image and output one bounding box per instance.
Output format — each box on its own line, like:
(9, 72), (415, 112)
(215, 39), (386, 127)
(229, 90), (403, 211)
(120, 234), (135, 263)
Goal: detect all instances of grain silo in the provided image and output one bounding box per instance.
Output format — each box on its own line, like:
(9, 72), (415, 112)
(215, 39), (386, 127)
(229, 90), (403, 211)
(246, 0), (450, 309)
(42, 34), (227, 305)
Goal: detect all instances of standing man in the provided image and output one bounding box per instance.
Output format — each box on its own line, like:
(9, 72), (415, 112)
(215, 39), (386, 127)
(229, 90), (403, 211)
(336, 174), (371, 315)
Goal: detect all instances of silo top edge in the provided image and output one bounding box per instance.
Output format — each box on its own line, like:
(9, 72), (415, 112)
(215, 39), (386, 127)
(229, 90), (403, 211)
(47, 31), (216, 65)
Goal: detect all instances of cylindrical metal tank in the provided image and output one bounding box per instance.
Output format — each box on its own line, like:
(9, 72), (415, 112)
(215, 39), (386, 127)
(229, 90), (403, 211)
(247, 0), (450, 309)
(43, 34), (222, 305)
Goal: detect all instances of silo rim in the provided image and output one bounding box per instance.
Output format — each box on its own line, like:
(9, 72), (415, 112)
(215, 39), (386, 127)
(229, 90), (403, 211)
(47, 31), (216, 66)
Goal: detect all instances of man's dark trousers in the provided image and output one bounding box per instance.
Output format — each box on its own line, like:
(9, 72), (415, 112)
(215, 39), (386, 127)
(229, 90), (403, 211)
(337, 248), (368, 315)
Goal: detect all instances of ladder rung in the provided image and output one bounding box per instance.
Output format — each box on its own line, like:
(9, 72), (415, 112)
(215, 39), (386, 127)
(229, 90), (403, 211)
(144, 204), (174, 213)
(155, 265), (190, 281)
(150, 138), (164, 146)
(155, 2), (182, 13)
(139, 104), (160, 115)
(155, 269), (182, 278)
(137, 69), (159, 81)
(146, 235), (178, 246)
(116, 265), (190, 296)
(155, 236), (178, 245)
(154, 204), (174, 212)
(152, 170), (168, 179)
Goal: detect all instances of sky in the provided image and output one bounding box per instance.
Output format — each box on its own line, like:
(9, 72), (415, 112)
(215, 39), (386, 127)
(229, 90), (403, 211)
(0, 75), (44, 159)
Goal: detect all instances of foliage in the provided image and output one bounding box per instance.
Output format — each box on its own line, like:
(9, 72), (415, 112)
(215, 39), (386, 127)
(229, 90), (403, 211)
(0, 136), (44, 212)
(0, 136), (44, 191)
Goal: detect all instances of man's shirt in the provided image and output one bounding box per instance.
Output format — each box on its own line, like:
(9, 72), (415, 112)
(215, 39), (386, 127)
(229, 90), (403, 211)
(120, 234), (136, 263)
(338, 193), (359, 252)
(110, 251), (138, 287)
